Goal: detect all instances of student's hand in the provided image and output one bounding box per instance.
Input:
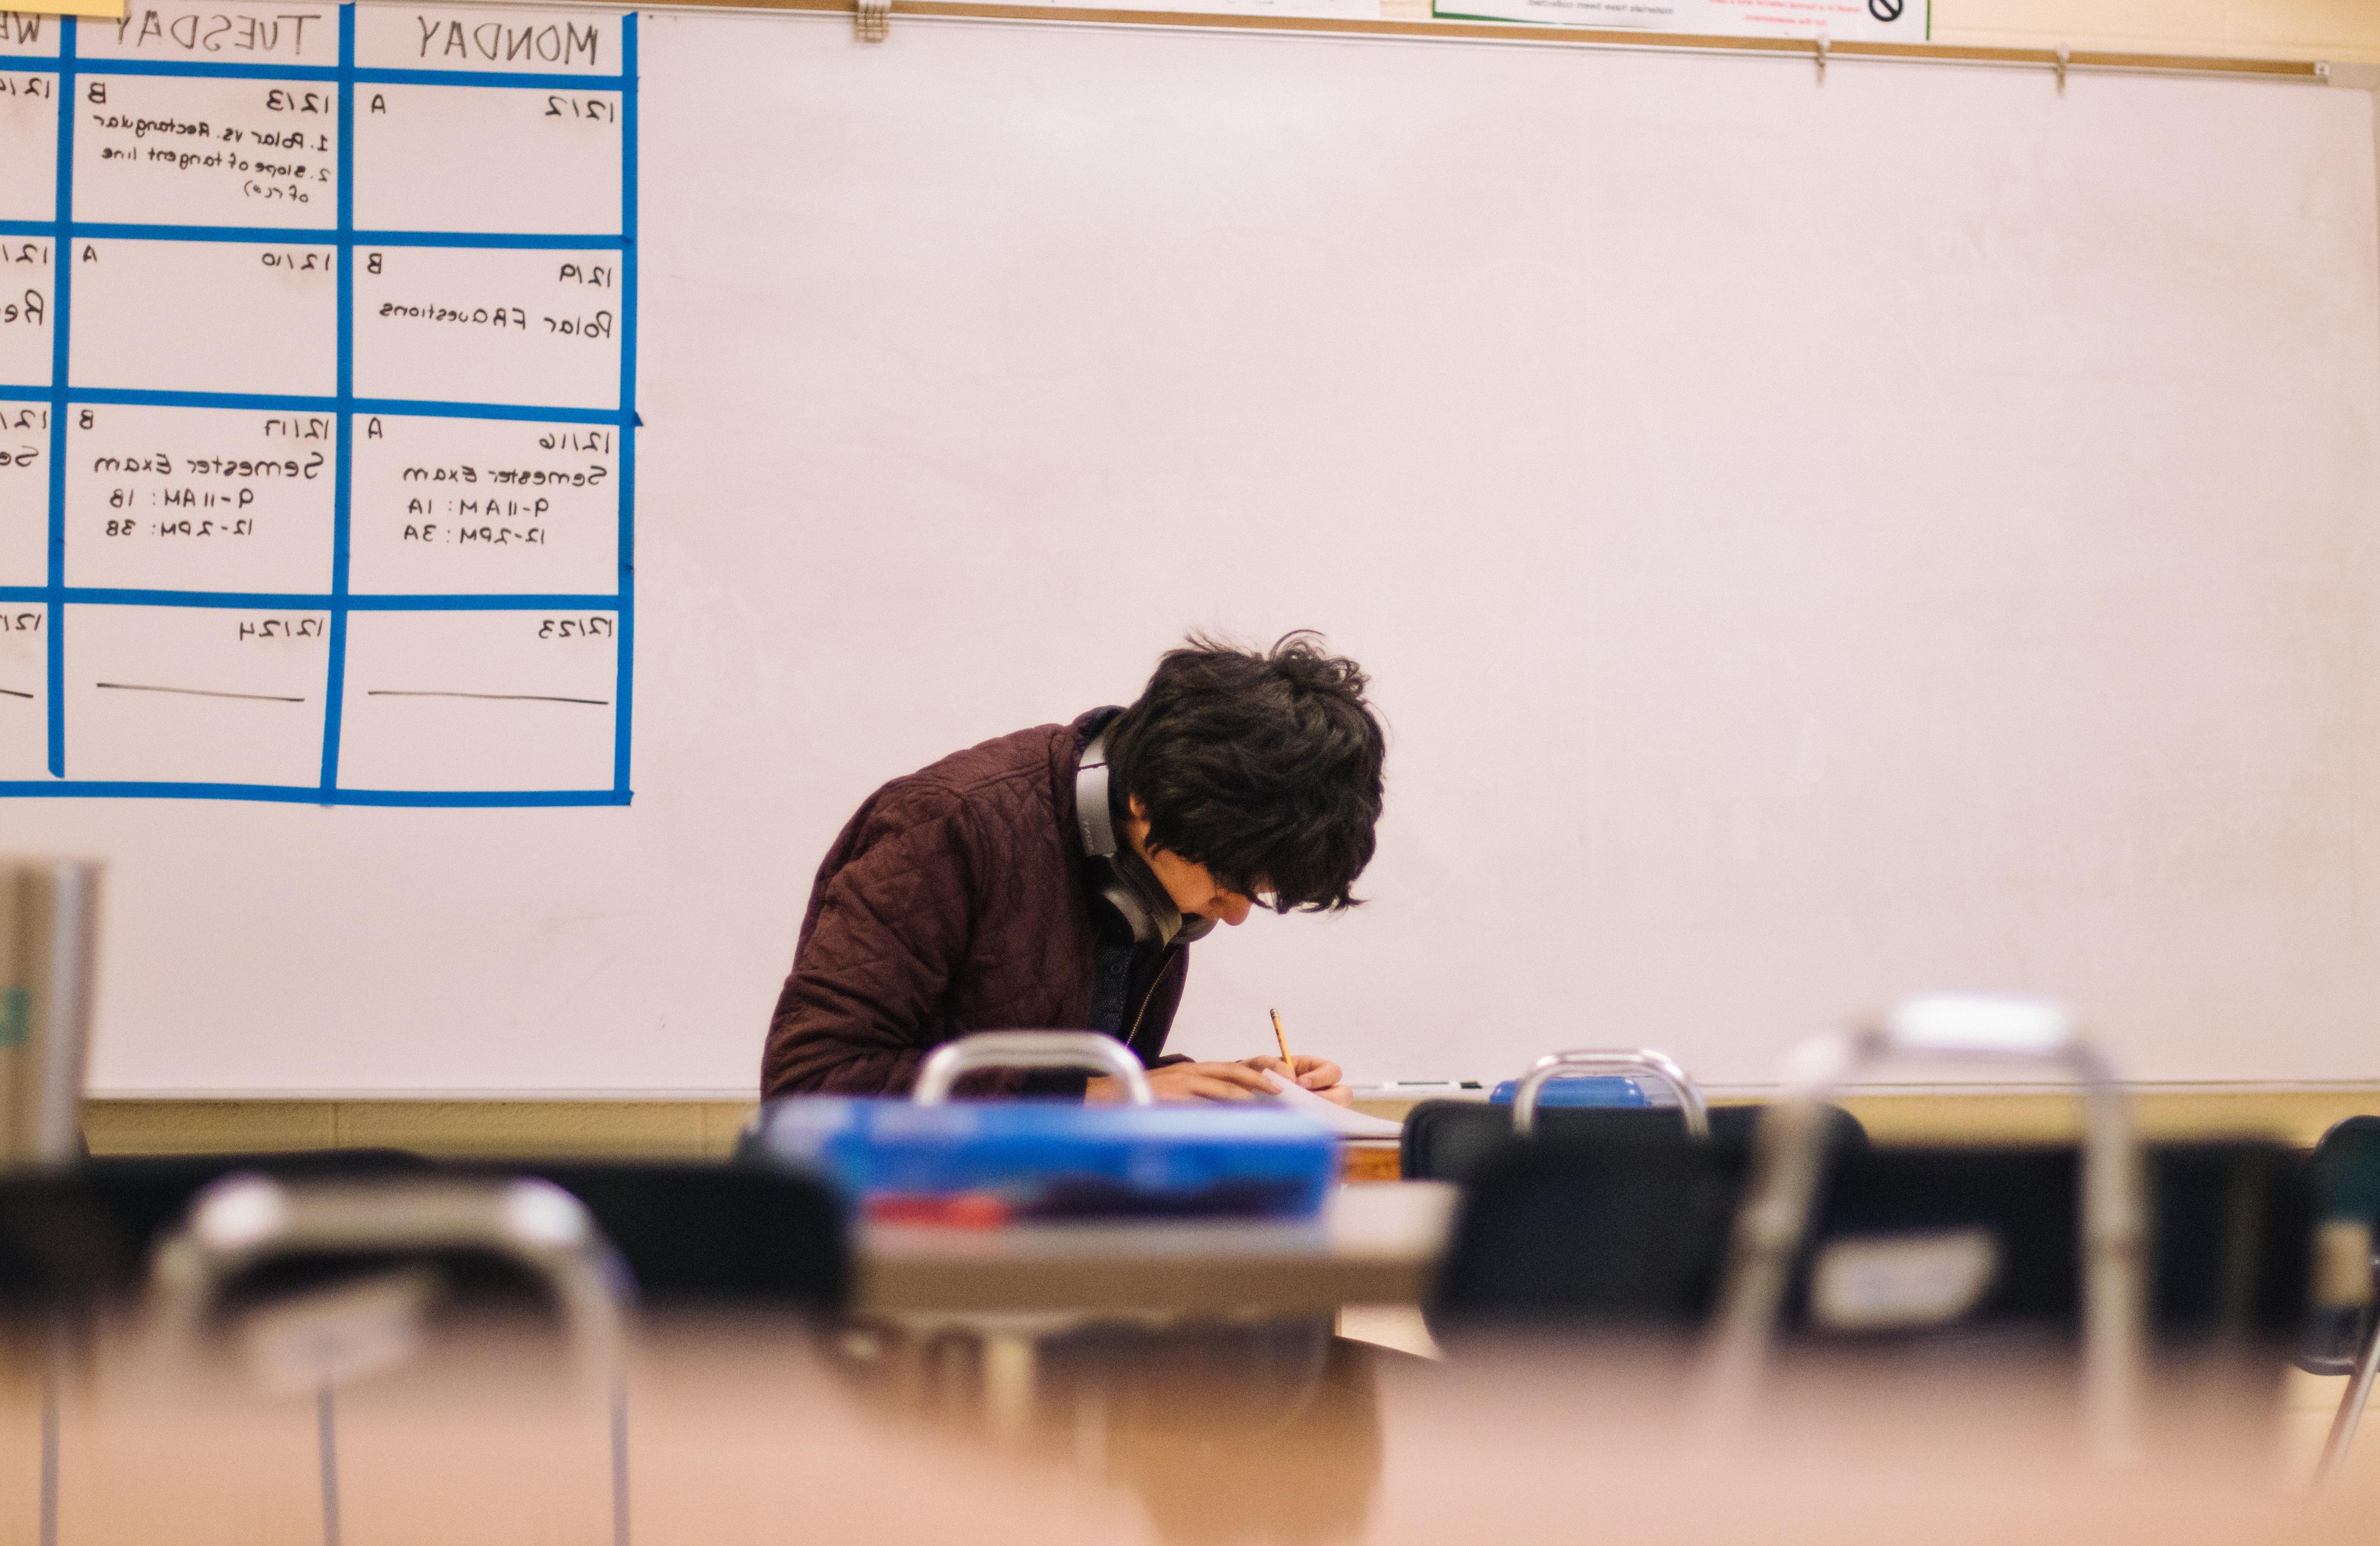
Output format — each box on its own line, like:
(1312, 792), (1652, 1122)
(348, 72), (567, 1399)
(1088, 1061), (1280, 1103)
(1247, 1055), (1355, 1108)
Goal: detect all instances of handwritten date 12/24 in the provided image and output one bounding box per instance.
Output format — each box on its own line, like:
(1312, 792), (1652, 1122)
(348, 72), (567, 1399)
(236, 617), (325, 642)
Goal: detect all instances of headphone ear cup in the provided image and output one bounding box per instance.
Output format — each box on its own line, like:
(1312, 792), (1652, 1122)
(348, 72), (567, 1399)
(1097, 868), (1157, 945)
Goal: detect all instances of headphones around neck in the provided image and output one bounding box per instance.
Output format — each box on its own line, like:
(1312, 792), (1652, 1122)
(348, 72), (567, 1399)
(1077, 727), (1215, 949)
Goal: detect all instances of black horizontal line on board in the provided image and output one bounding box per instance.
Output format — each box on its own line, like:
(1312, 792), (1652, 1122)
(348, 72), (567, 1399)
(0, 688), (31, 700)
(95, 682), (306, 704)
(367, 690), (612, 707)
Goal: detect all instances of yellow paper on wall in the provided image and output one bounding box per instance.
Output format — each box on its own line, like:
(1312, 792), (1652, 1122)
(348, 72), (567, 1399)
(9, 0), (125, 15)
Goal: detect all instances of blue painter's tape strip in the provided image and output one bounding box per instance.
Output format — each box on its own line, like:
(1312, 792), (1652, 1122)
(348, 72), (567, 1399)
(0, 782), (627, 806)
(319, 1), (355, 795)
(614, 10), (638, 802)
(6, 56), (624, 89)
(353, 67), (627, 91)
(42, 387), (626, 424)
(359, 228), (626, 249)
(67, 224), (623, 249)
(14, 588), (620, 610)
(44, 18), (73, 778)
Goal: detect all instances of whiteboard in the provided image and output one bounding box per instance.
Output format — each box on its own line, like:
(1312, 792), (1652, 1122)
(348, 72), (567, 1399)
(5, 2), (2379, 1093)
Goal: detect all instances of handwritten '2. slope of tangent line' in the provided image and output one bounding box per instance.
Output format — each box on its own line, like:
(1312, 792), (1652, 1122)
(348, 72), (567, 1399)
(365, 690), (612, 707)
(95, 683), (308, 704)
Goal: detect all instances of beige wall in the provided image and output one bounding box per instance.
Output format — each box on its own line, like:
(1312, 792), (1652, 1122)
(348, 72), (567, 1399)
(1935, 0), (2380, 63)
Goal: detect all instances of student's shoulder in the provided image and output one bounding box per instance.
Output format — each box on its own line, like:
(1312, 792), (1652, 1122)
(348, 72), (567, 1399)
(869, 722), (1072, 829)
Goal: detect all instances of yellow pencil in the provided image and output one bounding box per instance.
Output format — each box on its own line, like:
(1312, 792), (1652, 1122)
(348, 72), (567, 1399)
(1270, 1007), (1293, 1079)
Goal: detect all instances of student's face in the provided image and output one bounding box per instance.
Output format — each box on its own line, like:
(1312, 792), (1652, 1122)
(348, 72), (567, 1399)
(1124, 797), (1260, 927)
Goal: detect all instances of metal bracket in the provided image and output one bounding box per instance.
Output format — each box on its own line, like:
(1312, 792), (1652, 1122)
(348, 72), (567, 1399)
(914, 1031), (1155, 1105)
(856, 0), (890, 43)
(1813, 34), (1828, 86)
(2055, 44), (2070, 95)
(1510, 1048), (1709, 1140)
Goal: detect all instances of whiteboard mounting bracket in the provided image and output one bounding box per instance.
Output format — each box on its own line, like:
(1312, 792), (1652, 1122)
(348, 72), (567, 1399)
(1813, 34), (1828, 86)
(2055, 45), (2069, 95)
(856, 0), (890, 43)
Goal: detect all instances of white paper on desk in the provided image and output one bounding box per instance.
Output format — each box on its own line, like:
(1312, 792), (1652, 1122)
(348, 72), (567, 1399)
(1263, 1071), (1405, 1138)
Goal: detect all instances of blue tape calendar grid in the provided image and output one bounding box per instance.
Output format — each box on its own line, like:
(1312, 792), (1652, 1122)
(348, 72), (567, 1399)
(2, 9), (637, 807)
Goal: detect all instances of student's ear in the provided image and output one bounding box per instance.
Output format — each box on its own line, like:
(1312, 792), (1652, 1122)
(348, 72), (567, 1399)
(1128, 794), (1148, 823)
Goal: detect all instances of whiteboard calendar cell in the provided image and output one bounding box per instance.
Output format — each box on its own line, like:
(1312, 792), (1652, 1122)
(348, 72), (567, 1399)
(0, 13), (60, 56)
(69, 237), (337, 397)
(62, 603), (328, 784)
(0, 260), (48, 387)
(0, 406), (49, 584)
(348, 415), (619, 596)
(73, 72), (338, 230)
(79, 3), (336, 63)
(0, 610), (42, 779)
(65, 403), (335, 592)
(352, 83), (621, 236)
(0, 73), (58, 222)
(354, 7), (622, 75)
(336, 609), (617, 791)
(353, 243), (622, 410)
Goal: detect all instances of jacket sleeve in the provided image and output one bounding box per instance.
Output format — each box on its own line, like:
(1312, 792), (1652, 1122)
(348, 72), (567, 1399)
(761, 788), (986, 1099)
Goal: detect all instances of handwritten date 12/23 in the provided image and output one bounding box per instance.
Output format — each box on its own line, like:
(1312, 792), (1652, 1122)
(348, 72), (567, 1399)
(539, 616), (613, 640)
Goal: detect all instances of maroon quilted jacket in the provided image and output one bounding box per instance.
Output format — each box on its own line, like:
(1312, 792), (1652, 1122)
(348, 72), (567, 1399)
(760, 713), (1190, 1099)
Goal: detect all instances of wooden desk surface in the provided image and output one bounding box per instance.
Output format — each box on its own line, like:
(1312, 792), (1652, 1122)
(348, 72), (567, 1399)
(855, 1180), (1456, 1318)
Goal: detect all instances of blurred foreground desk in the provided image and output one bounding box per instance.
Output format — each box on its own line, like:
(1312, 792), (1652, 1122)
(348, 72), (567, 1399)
(855, 1180), (1455, 1318)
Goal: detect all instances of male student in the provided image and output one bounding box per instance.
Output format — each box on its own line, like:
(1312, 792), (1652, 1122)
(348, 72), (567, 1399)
(761, 634), (1386, 1102)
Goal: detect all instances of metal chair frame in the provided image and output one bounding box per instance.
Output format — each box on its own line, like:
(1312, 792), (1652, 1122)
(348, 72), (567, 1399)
(146, 1173), (635, 1546)
(1700, 994), (2144, 1465)
(914, 1031), (1154, 1105)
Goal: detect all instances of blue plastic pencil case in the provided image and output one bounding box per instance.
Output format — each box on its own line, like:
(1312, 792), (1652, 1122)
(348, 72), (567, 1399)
(739, 1097), (1339, 1221)
(1484, 1076), (1651, 1108)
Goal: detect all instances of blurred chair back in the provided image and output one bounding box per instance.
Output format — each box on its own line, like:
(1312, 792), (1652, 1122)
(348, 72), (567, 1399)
(1433, 1133), (2307, 1351)
(487, 1162), (849, 1317)
(1428, 1108), (1866, 1334)
(1705, 995), (2145, 1460)
(2299, 1115), (2380, 1483)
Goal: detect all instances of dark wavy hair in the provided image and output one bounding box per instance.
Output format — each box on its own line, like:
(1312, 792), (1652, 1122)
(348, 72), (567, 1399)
(1103, 632), (1386, 913)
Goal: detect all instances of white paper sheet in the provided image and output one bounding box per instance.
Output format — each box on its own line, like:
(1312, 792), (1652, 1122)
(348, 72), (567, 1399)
(1263, 1070), (1404, 1139)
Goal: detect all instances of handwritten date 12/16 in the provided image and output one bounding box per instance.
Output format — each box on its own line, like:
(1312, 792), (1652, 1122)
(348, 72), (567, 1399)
(0, 611), (42, 634)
